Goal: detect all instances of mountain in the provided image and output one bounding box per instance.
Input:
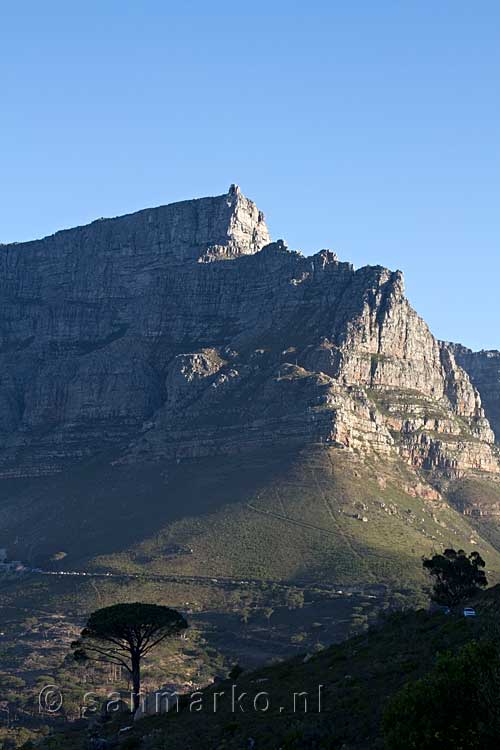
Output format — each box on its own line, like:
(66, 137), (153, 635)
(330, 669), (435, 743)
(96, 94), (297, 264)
(447, 344), (500, 443)
(1, 186), (500, 585)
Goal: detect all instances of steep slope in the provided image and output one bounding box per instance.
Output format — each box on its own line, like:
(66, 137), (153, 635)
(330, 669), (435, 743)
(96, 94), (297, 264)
(0, 184), (270, 476)
(0, 186), (499, 586)
(4, 446), (500, 585)
(447, 343), (500, 441)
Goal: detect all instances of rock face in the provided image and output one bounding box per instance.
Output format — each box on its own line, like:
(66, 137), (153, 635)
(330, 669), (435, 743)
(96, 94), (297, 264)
(0, 186), (497, 481)
(446, 344), (500, 442)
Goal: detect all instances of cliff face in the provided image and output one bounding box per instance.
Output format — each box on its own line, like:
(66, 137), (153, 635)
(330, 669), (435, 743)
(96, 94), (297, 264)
(0, 186), (497, 481)
(446, 344), (500, 442)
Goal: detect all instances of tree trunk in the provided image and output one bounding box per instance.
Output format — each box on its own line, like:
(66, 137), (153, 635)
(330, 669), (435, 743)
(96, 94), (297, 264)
(131, 652), (141, 714)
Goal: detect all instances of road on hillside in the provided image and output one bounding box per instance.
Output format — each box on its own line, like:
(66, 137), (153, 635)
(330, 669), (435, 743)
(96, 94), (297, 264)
(33, 569), (370, 596)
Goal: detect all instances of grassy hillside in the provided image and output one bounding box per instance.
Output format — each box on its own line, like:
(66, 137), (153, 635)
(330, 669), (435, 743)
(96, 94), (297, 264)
(2, 445), (500, 748)
(29, 584), (500, 750)
(94, 447), (500, 588)
(2, 446), (500, 590)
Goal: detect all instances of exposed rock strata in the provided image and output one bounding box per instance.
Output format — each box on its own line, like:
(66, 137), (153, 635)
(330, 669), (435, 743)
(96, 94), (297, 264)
(0, 186), (497, 481)
(446, 344), (500, 442)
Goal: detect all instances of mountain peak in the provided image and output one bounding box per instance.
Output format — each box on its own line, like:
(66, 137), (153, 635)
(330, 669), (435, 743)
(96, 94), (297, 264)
(0, 186), (271, 264)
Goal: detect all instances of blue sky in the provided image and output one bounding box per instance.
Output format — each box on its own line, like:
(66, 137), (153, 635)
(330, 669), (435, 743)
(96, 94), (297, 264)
(1, 1), (499, 350)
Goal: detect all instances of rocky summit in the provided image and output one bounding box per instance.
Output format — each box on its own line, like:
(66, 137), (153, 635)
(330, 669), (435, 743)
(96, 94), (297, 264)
(1, 186), (499, 580)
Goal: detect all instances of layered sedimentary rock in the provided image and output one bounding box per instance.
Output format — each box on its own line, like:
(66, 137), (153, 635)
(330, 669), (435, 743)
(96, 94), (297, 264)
(446, 344), (500, 442)
(0, 186), (497, 481)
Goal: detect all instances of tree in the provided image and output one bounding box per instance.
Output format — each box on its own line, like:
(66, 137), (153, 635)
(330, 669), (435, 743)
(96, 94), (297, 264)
(422, 548), (487, 607)
(228, 663), (244, 680)
(262, 606), (274, 628)
(286, 589), (304, 610)
(71, 603), (188, 713)
(383, 640), (500, 749)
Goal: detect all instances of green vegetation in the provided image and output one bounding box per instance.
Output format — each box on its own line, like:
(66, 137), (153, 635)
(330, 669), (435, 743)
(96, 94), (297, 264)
(27, 584), (500, 750)
(383, 640), (500, 749)
(3, 445), (500, 591)
(1, 443), (500, 747)
(72, 603), (188, 712)
(0, 571), (406, 748)
(423, 548), (488, 607)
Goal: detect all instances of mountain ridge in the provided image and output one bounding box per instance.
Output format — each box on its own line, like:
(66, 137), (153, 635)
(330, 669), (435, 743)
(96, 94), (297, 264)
(0, 186), (499, 586)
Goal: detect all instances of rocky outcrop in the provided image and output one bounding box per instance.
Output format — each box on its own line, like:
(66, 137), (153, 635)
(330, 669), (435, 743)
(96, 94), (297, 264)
(0, 186), (497, 480)
(446, 344), (500, 443)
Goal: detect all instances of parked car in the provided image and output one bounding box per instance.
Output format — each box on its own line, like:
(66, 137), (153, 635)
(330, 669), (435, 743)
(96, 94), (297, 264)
(463, 607), (477, 617)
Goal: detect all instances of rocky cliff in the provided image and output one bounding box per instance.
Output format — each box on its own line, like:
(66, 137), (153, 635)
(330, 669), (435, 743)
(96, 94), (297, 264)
(0, 186), (497, 483)
(446, 344), (500, 442)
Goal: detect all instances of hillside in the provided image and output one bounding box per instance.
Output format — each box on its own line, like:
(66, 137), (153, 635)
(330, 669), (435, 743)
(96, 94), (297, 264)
(28, 583), (500, 750)
(130, 586), (500, 750)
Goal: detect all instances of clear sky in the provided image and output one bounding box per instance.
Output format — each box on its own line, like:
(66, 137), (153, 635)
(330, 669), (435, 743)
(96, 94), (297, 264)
(1, 1), (499, 350)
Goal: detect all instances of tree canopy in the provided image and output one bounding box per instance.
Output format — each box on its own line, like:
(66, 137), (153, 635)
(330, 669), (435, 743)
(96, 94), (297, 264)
(422, 548), (487, 607)
(383, 640), (500, 750)
(72, 602), (188, 712)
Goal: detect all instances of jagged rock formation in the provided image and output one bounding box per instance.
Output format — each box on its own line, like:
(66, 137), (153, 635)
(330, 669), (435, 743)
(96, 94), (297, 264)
(446, 344), (500, 442)
(0, 186), (497, 484)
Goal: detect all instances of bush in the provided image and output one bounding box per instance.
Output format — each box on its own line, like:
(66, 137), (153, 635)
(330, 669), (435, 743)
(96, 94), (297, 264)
(383, 639), (500, 750)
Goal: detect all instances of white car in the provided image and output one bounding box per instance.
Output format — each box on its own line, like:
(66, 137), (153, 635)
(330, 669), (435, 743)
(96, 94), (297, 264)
(463, 607), (476, 617)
